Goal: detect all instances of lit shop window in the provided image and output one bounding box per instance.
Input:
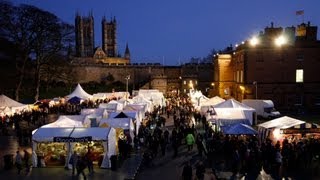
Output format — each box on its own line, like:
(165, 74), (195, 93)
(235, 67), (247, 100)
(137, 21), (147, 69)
(296, 69), (303, 83)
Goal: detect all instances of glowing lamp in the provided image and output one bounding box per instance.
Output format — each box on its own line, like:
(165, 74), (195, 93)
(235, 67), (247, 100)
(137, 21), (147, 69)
(272, 128), (282, 140)
(249, 37), (259, 46)
(275, 35), (287, 46)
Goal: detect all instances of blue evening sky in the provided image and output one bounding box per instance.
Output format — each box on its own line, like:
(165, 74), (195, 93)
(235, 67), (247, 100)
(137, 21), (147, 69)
(11, 0), (320, 65)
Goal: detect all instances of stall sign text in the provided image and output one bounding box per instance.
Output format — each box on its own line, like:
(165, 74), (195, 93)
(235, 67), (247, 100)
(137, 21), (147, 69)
(53, 136), (92, 142)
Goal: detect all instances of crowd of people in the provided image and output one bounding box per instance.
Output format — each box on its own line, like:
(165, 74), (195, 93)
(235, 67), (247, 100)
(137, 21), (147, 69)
(3, 93), (320, 180)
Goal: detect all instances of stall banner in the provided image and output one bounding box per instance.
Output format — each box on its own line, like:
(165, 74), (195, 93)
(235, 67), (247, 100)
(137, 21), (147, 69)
(53, 136), (92, 142)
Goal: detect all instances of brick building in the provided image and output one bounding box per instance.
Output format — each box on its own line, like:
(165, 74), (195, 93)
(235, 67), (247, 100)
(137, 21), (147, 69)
(214, 22), (320, 112)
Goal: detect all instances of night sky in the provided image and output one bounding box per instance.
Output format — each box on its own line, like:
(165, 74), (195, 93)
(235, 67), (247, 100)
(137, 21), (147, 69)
(11, 0), (320, 65)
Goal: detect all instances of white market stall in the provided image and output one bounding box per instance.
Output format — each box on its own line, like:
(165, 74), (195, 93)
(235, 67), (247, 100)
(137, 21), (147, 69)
(214, 108), (251, 127)
(257, 116), (306, 143)
(109, 111), (141, 135)
(41, 115), (85, 128)
(99, 100), (124, 111)
(32, 127), (117, 169)
(99, 117), (135, 145)
(65, 84), (93, 100)
(199, 96), (225, 115)
(0, 94), (30, 116)
(81, 108), (109, 127)
(214, 99), (256, 125)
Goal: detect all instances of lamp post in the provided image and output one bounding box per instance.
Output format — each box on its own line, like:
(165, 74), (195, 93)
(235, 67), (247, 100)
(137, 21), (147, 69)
(253, 81), (257, 99)
(125, 75), (130, 103)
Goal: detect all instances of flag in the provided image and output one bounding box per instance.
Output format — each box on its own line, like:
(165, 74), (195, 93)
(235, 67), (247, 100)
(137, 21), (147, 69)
(296, 10), (304, 16)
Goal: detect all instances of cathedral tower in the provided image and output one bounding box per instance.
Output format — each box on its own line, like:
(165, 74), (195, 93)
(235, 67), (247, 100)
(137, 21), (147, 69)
(124, 43), (130, 60)
(102, 16), (117, 57)
(75, 12), (95, 57)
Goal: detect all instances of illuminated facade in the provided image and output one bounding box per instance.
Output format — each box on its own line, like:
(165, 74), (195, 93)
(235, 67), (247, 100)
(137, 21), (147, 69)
(214, 22), (320, 111)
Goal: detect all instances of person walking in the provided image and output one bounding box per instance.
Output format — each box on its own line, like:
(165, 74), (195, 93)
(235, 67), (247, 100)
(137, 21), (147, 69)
(15, 151), (23, 174)
(85, 148), (94, 175)
(23, 149), (31, 174)
(76, 155), (87, 180)
(186, 133), (195, 151)
(69, 151), (79, 176)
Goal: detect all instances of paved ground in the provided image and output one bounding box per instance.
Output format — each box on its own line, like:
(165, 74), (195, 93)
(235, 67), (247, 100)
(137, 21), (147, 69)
(1, 112), (313, 180)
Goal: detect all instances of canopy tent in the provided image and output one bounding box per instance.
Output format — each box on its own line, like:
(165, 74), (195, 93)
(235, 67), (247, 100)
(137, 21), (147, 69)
(81, 108), (108, 127)
(69, 127), (117, 168)
(42, 115), (85, 127)
(68, 96), (82, 104)
(65, 84), (92, 100)
(214, 99), (256, 125)
(0, 94), (29, 116)
(98, 100), (124, 111)
(117, 97), (134, 105)
(131, 95), (153, 112)
(221, 123), (257, 135)
(137, 90), (165, 107)
(214, 108), (251, 127)
(258, 116), (305, 129)
(99, 117), (135, 144)
(108, 111), (141, 135)
(32, 127), (74, 142)
(92, 93), (108, 101)
(31, 127), (117, 168)
(0, 94), (25, 107)
(257, 116), (306, 142)
(123, 104), (147, 116)
(189, 90), (209, 107)
(81, 108), (106, 117)
(199, 96), (225, 114)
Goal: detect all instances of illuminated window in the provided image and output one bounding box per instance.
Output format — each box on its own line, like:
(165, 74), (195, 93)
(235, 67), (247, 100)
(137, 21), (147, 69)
(195, 81), (198, 85)
(237, 71), (240, 82)
(183, 81), (186, 85)
(240, 70), (243, 83)
(184, 89), (186, 93)
(189, 80), (192, 84)
(296, 69), (303, 83)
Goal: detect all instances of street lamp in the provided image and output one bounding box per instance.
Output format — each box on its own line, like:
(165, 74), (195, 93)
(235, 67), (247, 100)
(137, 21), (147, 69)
(125, 75), (130, 104)
(253, 81), (257, 99)
(274, 35), (287, 47)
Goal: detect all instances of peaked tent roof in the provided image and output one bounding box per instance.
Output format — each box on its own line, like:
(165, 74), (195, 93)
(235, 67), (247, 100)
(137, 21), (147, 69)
(0, 94), (25, 107)
(214, 99), (255, 110)
(68, 96), (82, 104)
(257, 116), (305, 129)
(201, 96), (225, 106)
(114, 112), (129, 118)
(222, 123), (257, 135)
(66, 84), (92, 100)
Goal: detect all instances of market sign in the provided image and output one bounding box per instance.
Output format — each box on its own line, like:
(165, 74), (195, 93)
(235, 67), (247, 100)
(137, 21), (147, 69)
(53, 136), (92, 142)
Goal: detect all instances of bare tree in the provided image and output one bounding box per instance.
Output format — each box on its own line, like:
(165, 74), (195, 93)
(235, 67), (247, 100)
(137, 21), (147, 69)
(0, 1), (34, 100)
(0, 2), (74, 101)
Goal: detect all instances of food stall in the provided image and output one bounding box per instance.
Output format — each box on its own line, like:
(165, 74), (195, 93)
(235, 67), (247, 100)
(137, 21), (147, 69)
(32, 127), (117, 169)
(257, 116), (320, 143)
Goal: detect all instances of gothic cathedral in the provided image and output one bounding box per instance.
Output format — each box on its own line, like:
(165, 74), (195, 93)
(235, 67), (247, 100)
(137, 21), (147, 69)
(74, 12), (130, 64)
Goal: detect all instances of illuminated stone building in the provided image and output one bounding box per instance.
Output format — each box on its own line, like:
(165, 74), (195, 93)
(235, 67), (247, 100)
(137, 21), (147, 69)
(214, 22), (320, 112)
(74, 12), (130, 64)
(71, 12), (214, 96)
